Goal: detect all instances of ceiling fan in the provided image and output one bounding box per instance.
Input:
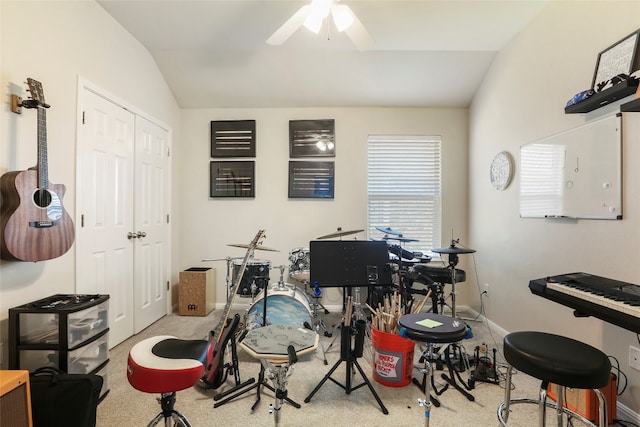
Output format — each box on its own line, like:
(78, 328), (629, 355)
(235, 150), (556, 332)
(266, 0), (375, 50)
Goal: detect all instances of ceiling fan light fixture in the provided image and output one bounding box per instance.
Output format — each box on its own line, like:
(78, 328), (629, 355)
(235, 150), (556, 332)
(331, 4), (354, 32)
(303, 14), (324, 34)
(303, 0), (332, 34)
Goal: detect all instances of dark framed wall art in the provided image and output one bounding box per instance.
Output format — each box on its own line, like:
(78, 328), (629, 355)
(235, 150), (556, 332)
(592, 29), (640, 90)
(211, 120), (256, 157)
(210, 161), (255, 198)
(289, 119), (335, 157)
(288, 161), (335, 199)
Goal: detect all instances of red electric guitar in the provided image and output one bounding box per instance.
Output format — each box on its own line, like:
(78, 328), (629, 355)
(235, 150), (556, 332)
(0, 78), (75, 261)
(199, 229), (266, 388)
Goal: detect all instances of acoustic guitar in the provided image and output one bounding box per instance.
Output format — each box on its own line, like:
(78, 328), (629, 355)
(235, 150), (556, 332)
(0, 78), (75, 261)
(200, 229), (266, 388)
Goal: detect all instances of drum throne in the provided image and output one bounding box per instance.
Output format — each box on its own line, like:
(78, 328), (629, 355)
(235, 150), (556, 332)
(127, 335), (211, 427)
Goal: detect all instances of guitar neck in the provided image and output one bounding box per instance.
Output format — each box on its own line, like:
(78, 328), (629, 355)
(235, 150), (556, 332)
(36, 105), (48, 190)
(210, 230), (265, 344)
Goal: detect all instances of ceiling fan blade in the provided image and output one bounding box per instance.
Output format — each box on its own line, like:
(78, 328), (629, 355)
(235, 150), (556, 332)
(267, 4), (312, 45)
(343, 6), (375, 50)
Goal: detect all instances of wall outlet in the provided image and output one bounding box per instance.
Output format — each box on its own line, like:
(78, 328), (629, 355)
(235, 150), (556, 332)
(630, 346), (640, 371)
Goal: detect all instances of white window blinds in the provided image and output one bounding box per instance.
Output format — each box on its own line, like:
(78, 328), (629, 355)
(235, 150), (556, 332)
(367, 135), (442, 252)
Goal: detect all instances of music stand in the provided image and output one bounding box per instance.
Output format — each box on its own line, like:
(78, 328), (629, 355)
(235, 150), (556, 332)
(304, 241), (391, 414)
(304, 317), (388, 415)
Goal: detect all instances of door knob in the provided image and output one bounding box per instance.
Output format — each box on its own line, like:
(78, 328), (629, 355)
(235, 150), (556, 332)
(127, 232), (137, 239)
(136, 231), (147, 238)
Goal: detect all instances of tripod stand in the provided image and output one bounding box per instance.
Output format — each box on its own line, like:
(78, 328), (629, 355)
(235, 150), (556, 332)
(304, 317), (388, 415)
(430, 239), (477, 402)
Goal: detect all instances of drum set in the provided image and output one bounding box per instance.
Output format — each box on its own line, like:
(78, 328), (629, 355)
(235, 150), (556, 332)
(203, 227), (477, 426)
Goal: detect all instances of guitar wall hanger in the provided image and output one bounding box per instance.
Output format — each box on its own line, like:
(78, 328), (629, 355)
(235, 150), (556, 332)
(10, 94), (22, 114)
(11, 85), (51, 114)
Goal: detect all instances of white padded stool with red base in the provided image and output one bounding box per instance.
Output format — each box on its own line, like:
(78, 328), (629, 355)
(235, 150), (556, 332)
(127, 335), (211, 427)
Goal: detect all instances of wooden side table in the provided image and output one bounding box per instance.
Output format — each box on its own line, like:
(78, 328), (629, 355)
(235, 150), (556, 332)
(0, 370), (33, 427)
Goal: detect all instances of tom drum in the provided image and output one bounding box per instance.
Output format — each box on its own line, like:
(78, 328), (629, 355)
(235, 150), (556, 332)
(233, 259), (271, 297)
(288, 247), (310, 282)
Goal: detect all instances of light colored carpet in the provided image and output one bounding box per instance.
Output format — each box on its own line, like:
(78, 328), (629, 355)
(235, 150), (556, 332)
(97, 304), (600, 427)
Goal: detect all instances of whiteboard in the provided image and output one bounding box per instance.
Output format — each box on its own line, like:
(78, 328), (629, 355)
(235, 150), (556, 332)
(520, 114), (622, 220)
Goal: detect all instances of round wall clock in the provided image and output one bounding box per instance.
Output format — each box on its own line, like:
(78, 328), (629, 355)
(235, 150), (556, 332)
(489, 151), (513, 191)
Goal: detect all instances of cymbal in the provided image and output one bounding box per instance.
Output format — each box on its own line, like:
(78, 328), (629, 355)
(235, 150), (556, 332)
(227, 243), (279, 252)
(382, 236), (419, 243)
(432, 245), (476, 254)
(375, 226), (402, 236)
(317, 228), (364, 240)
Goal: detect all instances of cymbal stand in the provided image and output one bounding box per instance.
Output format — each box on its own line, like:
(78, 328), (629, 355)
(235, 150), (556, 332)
(437, 251), (474, 401)
(304, 316), (388, 415)
(310, 282), (329, 365)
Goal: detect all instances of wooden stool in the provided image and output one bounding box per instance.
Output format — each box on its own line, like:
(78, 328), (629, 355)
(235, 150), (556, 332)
(497, 331), (611, 427)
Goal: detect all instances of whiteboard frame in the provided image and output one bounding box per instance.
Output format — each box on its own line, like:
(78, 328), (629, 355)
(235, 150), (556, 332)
(519, 114), (622, 220)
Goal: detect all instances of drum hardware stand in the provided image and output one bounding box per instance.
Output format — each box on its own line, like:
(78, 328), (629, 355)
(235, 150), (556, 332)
(439, 342), (475, 401)
(415, 341), (442, 427)
(261, 346), (298, 427)
(431, 240), (476, 401)
(301, 280), (330, 315)
(214, 289), (302, 411)
(309, 282), (329, 365)
(467, 345), (499, 388)
(304, 317), (388, 415)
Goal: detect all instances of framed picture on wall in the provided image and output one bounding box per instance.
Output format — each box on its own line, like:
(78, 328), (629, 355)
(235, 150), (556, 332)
(211, 120), (256, 157)
(288, 161), (334, 199)
(289, 119), (335, 157)
(592, 29), (640, 90)
(210, 161), (255, 198)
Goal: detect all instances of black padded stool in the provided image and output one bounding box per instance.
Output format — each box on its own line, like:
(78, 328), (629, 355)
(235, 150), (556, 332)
(497, 331), (611, 427)
(398, 313), (467, 427)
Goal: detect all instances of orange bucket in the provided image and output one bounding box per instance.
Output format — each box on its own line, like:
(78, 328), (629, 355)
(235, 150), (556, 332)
(371, 327), (414, 387)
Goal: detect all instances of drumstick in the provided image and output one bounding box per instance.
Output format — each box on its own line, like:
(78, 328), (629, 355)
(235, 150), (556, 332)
(413, 289), (433, 314)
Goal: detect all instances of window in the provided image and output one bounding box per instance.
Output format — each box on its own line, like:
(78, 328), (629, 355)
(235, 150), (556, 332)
(367, 135), (441, 253)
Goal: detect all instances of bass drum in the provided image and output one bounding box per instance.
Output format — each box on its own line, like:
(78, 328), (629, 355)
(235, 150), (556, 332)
(246, 284), (312, 331)
(288, 247), (310, 282)
(233, 259), (271, 297)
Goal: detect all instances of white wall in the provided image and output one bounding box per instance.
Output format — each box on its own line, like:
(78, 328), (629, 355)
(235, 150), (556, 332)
(179, 107), (469, 308)
(0, 0), (181, 366)
(469, 1), (640, 415)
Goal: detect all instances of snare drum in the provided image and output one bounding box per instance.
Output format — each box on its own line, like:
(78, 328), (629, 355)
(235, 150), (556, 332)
(246, 285), (312, 331)
(233, 259), (271, 297)
(288, 247), (310, 282)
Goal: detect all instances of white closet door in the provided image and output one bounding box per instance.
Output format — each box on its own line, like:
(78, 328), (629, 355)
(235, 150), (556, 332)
(76, 88), (135, 348)
(133, 115), (170, 333)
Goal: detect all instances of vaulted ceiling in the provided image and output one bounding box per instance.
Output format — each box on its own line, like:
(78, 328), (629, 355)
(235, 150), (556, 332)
(98, 0), (548, 108)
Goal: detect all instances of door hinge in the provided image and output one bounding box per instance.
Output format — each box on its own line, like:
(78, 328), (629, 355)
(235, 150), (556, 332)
(81, 214), (84, 227)
(166, 214), (170, 224)
(167, 147), (170, 157)
(82, 111), (85, 124)
(166, 281), (170, 291)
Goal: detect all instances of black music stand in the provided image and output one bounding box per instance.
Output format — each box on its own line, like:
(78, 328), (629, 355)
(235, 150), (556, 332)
(304, 318), (388, 414)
